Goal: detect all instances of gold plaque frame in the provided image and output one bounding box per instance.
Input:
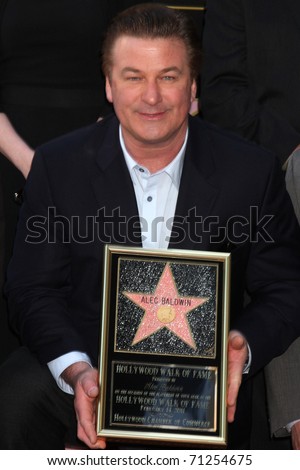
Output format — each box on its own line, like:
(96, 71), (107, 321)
(97, 245), (230, 447)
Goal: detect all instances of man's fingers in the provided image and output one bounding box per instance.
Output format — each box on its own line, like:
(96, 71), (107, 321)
(80, 369), (99, 398)
(77, 420), (106, 449)
(227, 331), (248, 423)
(227, 369), (241, 422)
(229, 331), (247, 351)
(86, 384), (99, 398)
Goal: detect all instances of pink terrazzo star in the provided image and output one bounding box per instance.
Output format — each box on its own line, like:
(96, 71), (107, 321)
(123, 263), (208, 349)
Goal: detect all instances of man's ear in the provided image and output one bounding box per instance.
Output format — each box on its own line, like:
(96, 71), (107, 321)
(191, 79), (197, 102)
(105, 76), (113, 103)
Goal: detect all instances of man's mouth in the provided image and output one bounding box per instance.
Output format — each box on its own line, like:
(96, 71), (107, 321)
(138, 111), (166, 119)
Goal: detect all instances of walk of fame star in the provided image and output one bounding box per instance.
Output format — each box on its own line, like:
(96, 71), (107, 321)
(123, 263), (209, 350)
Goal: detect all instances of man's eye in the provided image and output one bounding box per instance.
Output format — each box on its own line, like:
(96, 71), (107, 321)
(162, 75), (176, 81)
(127, 76), (141, 81)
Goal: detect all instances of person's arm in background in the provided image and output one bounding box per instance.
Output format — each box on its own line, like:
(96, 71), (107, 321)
(200, 0), (300, 166)
(264, 338), (300, 449)
(285, 146), (300, 220)
(200, 0), (300, 447)
(279, 153), (300, 449)
(0, 113), (34, 178)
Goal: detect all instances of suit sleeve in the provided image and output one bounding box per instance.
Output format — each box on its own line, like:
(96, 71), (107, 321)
(5, 148), (88, 364)
(285, 149), (300, 222)
(265, 337), (300, 437)
(200, 0), (300, 163)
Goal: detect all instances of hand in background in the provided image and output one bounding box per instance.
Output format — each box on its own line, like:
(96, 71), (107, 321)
(0, 113), (34, 178)
(17, 147), (34, 178)
(291, 421), (300, 449)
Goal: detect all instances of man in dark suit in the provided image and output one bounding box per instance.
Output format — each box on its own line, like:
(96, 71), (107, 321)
(200, 0), (300, 165)
(200, 0), (300, 448)
(1, 3), (300, 450)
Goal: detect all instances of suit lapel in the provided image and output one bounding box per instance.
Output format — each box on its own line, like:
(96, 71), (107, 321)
(168, 118), (220, 251)
(89, 117), (142, 247)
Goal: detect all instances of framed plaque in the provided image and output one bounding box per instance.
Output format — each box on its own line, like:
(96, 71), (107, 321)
(97, 245), (230, 447)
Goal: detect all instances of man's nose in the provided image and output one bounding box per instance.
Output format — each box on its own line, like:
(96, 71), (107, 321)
(141, 80), (162, 105)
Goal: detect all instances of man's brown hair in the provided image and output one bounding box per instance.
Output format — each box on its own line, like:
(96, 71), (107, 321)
(102, 3), (201, 81)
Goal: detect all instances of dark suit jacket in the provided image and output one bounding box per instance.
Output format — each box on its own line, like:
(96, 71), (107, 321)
(265, 337), (300, 437)
(5, 114), (300, 448)
(200, 0), (300, 163)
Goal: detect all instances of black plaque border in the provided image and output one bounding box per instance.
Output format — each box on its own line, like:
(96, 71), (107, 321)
(97, 246), (230, 448)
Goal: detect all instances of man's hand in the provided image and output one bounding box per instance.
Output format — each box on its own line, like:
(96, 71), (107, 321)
(227, 330), (248, 423)
(291, 421), (300, 449)
(62, 362), (106, 449)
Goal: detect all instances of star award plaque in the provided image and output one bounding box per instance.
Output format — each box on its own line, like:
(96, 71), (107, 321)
(97, 245), (230, 447)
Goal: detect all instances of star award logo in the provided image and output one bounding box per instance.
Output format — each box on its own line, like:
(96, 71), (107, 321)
(122, 262), (209, 353)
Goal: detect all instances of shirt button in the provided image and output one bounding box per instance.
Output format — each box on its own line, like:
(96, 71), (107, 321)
(147, 196), (153, 202)
(139, 168), (145, 172)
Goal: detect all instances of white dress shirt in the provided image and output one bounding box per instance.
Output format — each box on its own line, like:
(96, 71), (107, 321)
(120, 126), (187, 249)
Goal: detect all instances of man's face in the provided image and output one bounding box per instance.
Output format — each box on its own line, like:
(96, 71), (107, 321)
(105, 35), (197, 151)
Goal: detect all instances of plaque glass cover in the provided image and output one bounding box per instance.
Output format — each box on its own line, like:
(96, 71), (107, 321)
(97, 246), (230, 447)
